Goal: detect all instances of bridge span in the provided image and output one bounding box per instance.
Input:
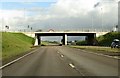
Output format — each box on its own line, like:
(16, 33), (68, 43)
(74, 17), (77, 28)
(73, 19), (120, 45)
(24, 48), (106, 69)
(33, 31), (108, 46)
(21, 31), (108, 46)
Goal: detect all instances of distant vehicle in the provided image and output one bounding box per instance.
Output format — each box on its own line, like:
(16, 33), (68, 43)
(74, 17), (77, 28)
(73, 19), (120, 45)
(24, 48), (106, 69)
(59, 42), (62, 46)
(59, 44), (62, 46)
(111, 39), (120, 48)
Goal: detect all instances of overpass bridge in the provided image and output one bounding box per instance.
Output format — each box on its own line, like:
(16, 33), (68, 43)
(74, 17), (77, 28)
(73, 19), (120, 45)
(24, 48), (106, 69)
(28, 31), (109, 46)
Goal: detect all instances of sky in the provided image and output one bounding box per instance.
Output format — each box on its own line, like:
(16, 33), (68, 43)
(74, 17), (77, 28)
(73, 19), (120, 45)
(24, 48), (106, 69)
(0, 1), (119, 70)
(0, 0), (119, 32)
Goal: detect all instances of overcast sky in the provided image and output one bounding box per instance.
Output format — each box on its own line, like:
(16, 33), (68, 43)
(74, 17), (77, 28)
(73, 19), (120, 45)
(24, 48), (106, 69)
(0, 0), (119, 32)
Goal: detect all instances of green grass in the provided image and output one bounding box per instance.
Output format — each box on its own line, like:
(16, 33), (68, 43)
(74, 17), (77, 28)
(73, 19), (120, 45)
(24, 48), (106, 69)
(2, 32), (35, 63)
(41, 41), (59, 46)
(0, 32), (2, 60)
(71, 46), (120, 53)
(41, 41), (50, 46)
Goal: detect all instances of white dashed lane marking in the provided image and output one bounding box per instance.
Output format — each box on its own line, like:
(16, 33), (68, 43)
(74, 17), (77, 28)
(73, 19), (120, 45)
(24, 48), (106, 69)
(69, 63), (75, 68)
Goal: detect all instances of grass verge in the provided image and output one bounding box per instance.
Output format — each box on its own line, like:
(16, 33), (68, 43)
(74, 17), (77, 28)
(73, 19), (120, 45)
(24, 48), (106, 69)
(70, 46), (120, 53)
(2, 32), (35, 64)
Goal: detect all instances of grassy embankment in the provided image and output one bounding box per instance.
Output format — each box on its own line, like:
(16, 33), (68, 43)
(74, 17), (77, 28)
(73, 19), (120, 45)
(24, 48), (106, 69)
(0, 32), (2, 60)
(97, 32), (120, 46)
(71, 32), (120, 53)
(2, 32), (35, 64)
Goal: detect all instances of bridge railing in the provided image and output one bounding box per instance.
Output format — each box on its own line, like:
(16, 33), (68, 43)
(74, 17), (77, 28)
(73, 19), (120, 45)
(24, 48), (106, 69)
(53, 29), (110, 33)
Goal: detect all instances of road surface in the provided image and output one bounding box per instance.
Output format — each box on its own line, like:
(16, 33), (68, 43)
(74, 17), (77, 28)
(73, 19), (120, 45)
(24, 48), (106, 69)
(2, 46), (118, 76)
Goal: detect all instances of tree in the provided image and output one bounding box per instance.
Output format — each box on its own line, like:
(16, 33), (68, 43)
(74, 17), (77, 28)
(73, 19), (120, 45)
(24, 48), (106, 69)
(36, 29), (42, 32)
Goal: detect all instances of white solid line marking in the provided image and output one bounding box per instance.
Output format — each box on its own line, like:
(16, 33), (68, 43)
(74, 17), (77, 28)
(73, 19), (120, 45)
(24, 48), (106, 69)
(0, 49), (38, 69)
(69, 63), (75, 68)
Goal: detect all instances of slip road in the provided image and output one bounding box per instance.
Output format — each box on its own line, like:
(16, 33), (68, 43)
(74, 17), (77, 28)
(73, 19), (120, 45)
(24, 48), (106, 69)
(2, 46), (118, 76)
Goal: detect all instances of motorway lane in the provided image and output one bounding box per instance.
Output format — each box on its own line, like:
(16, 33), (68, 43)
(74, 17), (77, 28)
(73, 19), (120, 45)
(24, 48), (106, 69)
(2, 46), (119, 76)
(2, 47), (81, 76)
(56, 46), (118, 76)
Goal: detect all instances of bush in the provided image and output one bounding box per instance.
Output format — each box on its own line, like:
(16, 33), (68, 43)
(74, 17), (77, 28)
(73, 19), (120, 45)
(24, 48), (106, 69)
(97, 32), (120, 46)
(76, 40), (87, 45)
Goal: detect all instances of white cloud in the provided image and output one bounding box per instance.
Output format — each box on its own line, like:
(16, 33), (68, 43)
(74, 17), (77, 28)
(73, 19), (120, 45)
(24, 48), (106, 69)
(0, 9), (26, 31)
(0, 0), (118, 31)
(1, 10), (24, 18)
(50, 0), (99, 17)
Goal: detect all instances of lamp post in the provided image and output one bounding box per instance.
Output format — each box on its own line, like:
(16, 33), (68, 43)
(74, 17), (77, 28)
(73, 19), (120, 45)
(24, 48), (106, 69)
(27, 25), (33, 37)
(101, 7), (103, 32)
(94, 2), (104, 32)
(118, 1), (120, 32)
(2, 17), (4, 32)
(91, 13), (94, 32)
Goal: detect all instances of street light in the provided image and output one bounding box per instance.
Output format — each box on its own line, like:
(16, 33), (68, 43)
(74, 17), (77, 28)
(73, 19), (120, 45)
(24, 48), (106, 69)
(101, 7), (103, 32)
(118, 1), (120, 32)
(94, 1), (119, 32)
(91, 12), (94, 32)
(93, 2), (104, 32)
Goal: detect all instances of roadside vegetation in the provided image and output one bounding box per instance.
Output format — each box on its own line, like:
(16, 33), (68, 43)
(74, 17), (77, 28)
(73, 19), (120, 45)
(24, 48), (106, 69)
(71, 46), (120, 53)
(0, 32), (2, 60)
(71, 32), (120, 53)
(75, 32), (120, 47)
(41, 41), (59, 46)
(97, 32), (120, 46)
(2, 32), (35, 64)
(76, 40), (87, 45)
(41, 41), (50, 46)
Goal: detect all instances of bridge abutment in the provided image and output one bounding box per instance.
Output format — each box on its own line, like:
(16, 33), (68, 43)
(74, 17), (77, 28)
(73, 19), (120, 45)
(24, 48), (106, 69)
(34, 35), (41, 46)
(86, 34), (96, 45)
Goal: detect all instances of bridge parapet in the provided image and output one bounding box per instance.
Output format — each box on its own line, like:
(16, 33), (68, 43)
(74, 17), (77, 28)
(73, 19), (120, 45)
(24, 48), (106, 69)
(22, 31), (109, 38)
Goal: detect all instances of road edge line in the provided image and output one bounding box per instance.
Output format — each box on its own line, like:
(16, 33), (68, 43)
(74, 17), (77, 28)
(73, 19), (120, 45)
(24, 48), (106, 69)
(0, 48), (38, 69)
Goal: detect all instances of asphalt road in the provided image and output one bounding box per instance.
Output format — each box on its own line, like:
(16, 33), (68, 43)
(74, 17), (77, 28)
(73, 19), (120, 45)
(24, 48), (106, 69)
(2, 46), (119, 76)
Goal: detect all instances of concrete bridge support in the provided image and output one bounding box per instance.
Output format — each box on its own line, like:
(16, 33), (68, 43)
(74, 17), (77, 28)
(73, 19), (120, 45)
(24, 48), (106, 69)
(34, 35), (41, 46)
(63, 34), (68, 45)
(86, 34), (96, 45)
